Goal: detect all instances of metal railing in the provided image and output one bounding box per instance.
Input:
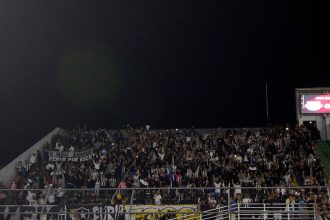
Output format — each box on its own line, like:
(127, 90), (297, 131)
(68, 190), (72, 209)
(0, 186), (329, 220)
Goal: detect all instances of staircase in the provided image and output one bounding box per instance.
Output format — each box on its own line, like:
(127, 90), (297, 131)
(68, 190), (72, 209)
(316, 141), (330, 180)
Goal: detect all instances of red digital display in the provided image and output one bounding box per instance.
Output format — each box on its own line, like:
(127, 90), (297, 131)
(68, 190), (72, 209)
(301, 94), (330, 114)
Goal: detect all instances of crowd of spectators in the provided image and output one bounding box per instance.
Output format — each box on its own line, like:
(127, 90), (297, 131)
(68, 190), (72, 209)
(1, 123), (329, 218)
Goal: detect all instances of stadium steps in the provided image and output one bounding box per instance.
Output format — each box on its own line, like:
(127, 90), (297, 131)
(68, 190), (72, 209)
(316, 141), (330, 180)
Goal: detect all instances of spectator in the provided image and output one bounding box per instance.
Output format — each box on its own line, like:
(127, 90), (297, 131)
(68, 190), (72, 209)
(229, 199), (238, 220)
(30, 154), (36, 165)
(0, 191), (7, 204)
(214, 178), (221, 200)
(154, 190), (162, 205)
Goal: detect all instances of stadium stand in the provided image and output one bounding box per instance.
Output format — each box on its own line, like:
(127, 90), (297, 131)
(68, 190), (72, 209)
(0, 124), (329, 219)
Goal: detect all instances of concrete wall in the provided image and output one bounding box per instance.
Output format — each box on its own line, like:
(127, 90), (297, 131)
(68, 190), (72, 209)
(0, 127), (60, 187)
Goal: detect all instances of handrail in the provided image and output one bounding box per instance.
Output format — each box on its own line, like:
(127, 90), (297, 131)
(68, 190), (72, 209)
(1, 185), (329, 191)
(0, 186), (328, 219)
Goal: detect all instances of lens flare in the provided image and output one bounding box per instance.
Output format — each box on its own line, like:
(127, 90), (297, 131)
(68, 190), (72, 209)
(57, 44), (120, 109)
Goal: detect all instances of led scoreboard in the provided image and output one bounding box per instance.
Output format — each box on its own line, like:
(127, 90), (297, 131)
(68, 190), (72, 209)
(301, 94), (330, 114)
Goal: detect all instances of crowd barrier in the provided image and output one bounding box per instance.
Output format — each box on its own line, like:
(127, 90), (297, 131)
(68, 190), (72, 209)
(0, 187), (329, 220)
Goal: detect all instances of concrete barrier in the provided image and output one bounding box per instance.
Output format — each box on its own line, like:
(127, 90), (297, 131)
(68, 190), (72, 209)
(0, 127), (60, 187)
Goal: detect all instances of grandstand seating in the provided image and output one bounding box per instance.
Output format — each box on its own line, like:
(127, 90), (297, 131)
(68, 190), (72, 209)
(0, 125), (329, 219)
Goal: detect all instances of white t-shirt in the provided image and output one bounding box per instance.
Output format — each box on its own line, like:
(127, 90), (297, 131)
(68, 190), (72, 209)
(26, 191), (36, 203)
(159, 152), (165, 161)
(234, 183), (242, 195)
(48, 194), (55, 204)
(30, 155), (36, 164)
(55, 144), (64, 152)
(57, 189), (64, 198)
(172, 165), (177, 172)
(283, 174), (291, 183)
(242, 197), (252, 206)
(56, 162), (62, 171)
(93, 161), (101, 170)
(46, 163), (55, 170)
(236, 156), (242, 163)
(154, 194), (162, 205)
(95, 181), (101, 190)
(133, 175), (140, 187)
(69, 146), (75, 152)
(39, 198), (46, 206)
(186, 169), (192, 178)
(267, 161), (273, 170)
(214, 182), (221, 193)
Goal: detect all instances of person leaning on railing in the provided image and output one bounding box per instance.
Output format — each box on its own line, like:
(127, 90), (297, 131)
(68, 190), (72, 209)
(0, 190), (7, 205)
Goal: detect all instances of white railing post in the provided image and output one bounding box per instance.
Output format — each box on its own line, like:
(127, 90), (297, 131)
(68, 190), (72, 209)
(227, 187), (231, 220)
(263, 203), (266, 220)
(237, 203), (240, 220)
(58, 205), (67, 220)
(129, 189), (135, 220)
(16, 207), (20, 220)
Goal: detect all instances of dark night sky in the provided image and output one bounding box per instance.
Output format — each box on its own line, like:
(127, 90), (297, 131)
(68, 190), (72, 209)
(0, 0), (328, 165)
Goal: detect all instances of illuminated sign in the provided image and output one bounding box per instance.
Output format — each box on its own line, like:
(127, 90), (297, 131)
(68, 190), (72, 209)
(301, 94), (330, 114)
